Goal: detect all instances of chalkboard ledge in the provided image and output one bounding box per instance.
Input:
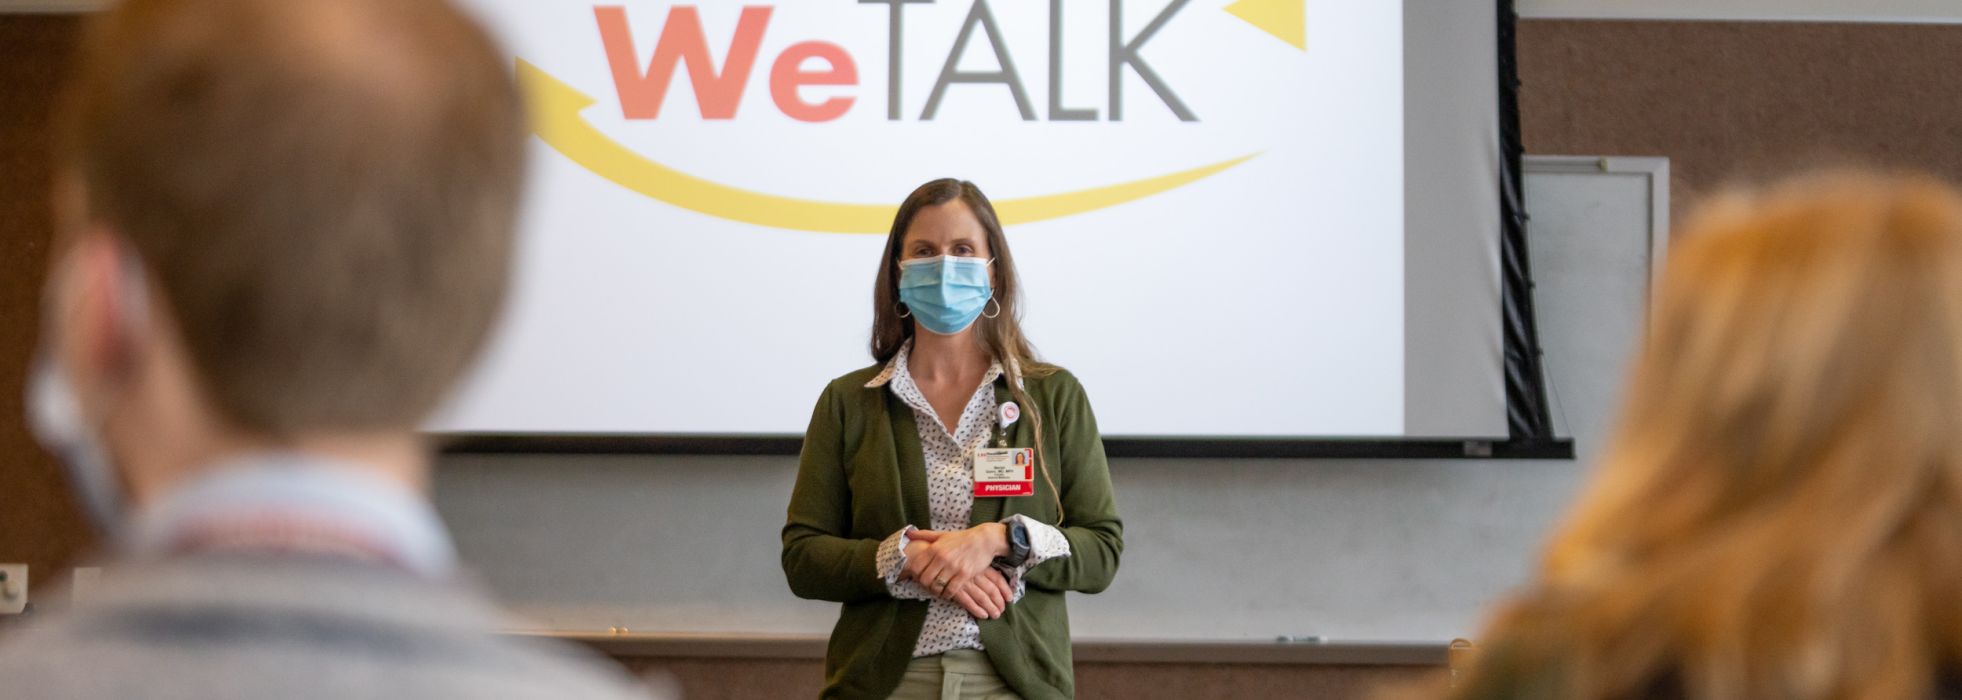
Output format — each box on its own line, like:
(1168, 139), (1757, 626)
(440, 434), (1576, 460)
(511, 631), (1450, 666)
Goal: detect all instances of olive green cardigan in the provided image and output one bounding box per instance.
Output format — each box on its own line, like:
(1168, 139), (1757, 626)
(781, 364), (1124, 700)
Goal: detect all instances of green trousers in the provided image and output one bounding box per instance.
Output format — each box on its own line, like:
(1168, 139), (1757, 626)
(887, 649), (1024, 700)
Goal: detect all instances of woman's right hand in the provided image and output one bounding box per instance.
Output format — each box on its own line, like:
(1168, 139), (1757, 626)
(946, 568), (1014, 620)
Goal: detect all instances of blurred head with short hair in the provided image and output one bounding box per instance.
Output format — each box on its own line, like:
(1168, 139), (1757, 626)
(7, 1), (662, 697)
(36, 0), (526, 515)
(1452, 171), (1962, 699)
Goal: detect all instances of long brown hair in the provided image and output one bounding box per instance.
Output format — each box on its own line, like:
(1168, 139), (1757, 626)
(1450, 172), (1962, 699)
(872, 179), (1064, 519)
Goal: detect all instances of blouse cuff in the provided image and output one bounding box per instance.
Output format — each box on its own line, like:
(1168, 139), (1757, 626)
(876, 526), (933, 600)
(997, 515), (1072, 601)
(1011, 514), (1072, 566)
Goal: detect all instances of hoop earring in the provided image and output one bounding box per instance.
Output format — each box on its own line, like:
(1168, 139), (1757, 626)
(896, 302), (912, 319)
(982, 298), (1002, 319)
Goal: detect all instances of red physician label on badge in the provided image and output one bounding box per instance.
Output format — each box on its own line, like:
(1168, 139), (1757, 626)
(975, 481), (1035, 497)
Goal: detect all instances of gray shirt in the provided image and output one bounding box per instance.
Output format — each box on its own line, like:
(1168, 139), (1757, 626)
(0, 554), (664, 699)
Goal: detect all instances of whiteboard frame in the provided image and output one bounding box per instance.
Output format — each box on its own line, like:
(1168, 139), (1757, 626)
(1523, 156), (1670, 302)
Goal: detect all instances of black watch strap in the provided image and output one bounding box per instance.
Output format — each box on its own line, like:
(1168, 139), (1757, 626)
(1003, 519), (1033, 568)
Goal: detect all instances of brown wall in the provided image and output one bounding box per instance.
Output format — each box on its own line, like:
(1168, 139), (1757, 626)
(0, 16), (91, 594)
(1, 12), (1959, 698)
(1517, 20), (1962, 218)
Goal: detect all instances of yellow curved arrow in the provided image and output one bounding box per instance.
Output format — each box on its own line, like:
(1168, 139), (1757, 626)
(517, 60), (1255, 234)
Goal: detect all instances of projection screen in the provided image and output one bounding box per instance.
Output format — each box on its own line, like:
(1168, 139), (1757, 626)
(432, 0), (1507, 442)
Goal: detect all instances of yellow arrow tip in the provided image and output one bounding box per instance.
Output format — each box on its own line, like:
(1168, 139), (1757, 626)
(515, 58), (598, 126)
(1224, 0), (1305, 51)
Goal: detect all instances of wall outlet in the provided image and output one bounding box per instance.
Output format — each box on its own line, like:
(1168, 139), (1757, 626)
(0, 565), (25, 615)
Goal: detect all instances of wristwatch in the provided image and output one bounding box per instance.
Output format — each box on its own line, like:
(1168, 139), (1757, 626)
(1001, 519), (1032, 568)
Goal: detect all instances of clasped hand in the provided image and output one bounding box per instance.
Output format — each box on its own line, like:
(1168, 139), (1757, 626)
(902, 523), (1014, 620)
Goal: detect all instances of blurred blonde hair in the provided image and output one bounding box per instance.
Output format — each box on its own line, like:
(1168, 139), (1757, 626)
(1453, 171), (1962, 699)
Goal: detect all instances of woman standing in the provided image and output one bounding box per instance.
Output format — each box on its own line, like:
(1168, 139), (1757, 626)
(783, 179), (1123, 700)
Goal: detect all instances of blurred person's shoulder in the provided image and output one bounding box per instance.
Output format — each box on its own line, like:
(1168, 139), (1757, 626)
(0, 555), (670, 699)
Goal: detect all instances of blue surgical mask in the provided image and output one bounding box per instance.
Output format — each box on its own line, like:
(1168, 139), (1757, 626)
(27, 249), (144, 537)
(898, 255), (993, 335)
(28, 356), (126, 536)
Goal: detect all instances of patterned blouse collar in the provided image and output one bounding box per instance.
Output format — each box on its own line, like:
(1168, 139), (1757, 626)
(865, 339), (1023, 390)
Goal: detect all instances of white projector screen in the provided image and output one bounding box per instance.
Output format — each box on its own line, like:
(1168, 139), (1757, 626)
(434, 0), (1505, 440)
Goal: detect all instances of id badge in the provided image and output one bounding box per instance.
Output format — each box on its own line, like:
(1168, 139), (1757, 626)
(973, 447), (1035, 497)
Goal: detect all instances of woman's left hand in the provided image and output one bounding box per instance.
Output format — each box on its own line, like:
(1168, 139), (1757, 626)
(904, 523), (1008, 599)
